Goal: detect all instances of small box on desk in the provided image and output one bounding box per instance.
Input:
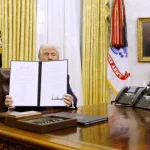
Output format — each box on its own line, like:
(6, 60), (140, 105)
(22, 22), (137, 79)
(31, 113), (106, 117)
(4, 111), (42, 127)
(16, 116), (77, 133)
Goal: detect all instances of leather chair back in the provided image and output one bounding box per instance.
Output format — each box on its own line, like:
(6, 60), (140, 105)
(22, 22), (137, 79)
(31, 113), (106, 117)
(0, 68), (10, 111)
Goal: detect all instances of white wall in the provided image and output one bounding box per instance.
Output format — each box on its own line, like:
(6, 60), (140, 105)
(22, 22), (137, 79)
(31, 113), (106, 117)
(125, 0), (150, 86)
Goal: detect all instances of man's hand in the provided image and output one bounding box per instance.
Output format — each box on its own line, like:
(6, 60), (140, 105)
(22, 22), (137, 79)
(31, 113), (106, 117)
(5, 95), (15, 110)
(63, 94), (73, 107)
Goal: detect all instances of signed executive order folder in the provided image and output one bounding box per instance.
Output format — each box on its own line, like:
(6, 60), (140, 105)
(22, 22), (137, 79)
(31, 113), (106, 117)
(9, 60), (68, 107)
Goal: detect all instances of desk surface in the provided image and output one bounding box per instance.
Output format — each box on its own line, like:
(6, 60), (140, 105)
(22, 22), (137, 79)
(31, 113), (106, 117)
(0, 104), (150, 150)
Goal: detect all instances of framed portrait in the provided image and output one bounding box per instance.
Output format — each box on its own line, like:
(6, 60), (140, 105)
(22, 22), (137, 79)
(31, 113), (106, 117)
(138, 18), (150, 62)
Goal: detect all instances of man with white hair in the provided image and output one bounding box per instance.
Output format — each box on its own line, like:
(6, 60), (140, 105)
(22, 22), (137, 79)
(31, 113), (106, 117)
(5, 45), (77, 111)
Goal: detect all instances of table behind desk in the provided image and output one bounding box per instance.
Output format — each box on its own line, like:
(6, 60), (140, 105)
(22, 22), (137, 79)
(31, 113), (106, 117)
(0, 104), (150, 150)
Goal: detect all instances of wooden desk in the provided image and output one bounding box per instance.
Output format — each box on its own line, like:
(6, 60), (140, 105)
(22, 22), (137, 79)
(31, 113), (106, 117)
(0, 104), (150, 150)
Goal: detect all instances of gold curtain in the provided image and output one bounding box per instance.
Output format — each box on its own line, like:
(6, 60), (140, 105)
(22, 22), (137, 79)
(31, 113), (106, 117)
(0, 0), (1, 32)
(0, 0), (2, 54)
(1, 0), (36, 68)
(82, 0), (110, 105)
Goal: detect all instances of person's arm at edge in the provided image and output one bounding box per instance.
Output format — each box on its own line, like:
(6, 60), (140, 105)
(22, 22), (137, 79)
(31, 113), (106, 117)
(67, 75), (77, 109)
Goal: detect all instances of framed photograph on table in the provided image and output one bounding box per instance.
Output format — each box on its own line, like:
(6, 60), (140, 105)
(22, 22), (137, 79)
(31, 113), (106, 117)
(138, 18), (150, 62)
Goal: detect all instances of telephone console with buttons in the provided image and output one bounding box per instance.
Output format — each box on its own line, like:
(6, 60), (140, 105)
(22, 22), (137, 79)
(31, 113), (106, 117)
(114, 86), (147, 106)
(134, 88), (150, 110)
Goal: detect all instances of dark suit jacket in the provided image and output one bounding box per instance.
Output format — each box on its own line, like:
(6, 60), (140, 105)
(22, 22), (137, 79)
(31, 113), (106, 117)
(67, 75), (77, 108)
(10, 75), (77, 112)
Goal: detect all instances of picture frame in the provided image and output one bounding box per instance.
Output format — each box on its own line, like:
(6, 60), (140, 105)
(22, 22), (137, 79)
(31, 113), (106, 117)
(137, 17), (150, 62)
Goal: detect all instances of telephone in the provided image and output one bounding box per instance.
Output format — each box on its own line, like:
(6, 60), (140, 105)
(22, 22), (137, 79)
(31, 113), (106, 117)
(134, 88), (150, 110)
(132, 87), (147, 105)
(114, 86), (145, 106)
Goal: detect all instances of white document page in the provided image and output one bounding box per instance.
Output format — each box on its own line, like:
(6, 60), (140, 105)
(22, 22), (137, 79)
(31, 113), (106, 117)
(40, 60), (67, 106)
(9, 61), (39, 106)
